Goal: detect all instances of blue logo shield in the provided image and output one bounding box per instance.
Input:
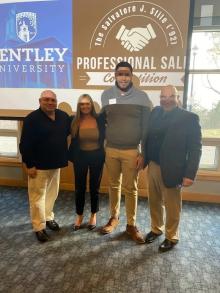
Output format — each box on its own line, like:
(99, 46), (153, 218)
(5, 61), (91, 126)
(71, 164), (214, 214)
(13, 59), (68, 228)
(16, 12), (37, 43)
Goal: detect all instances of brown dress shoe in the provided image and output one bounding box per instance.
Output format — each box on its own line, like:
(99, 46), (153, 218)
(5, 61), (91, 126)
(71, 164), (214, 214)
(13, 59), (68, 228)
(101, 217), (119, 234)
(126, 225), (145, 244)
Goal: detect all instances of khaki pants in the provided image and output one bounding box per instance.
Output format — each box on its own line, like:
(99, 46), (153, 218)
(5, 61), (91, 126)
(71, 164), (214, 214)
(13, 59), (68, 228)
(28, 169), (60, 232)
(105, 147), (139, 226)
(148, 161), (181, 242)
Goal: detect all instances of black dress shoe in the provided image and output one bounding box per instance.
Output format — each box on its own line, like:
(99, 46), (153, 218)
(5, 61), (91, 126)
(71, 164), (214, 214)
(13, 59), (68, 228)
(35, 230), (49, 242)
(145, 231), (162, 243)
(159, 239), (178, 252)
(46, 220), (60, 231)
(88, 224), (96, 230)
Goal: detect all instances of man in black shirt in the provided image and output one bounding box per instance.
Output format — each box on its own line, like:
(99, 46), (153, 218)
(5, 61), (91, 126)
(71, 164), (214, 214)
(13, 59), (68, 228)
(144, 85), (202, 252)
(20, 90), (70, 242)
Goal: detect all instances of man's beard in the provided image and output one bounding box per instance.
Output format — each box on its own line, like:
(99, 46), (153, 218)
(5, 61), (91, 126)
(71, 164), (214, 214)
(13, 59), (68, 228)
(115, 81), (133, 92)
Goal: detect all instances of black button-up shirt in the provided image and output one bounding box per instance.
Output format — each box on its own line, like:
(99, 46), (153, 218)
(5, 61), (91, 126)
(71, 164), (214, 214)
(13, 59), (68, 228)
(20, 108), (70, 169)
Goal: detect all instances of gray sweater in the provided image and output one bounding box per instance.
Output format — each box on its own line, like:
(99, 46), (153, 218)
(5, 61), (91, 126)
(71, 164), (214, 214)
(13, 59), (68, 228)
(101, 85), (152, 154)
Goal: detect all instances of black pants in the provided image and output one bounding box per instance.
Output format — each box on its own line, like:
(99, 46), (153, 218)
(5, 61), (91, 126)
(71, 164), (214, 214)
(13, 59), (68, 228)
(73, 149), (105, 215)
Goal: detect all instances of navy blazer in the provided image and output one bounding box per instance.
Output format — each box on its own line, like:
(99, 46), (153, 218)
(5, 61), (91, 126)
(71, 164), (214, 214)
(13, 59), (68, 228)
(144, 106), (202, 188)
(68, 114), (105, 162)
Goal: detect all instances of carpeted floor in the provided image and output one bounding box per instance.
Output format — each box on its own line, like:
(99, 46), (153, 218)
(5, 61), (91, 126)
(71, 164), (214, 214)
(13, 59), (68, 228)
(0, 186), (220, 293)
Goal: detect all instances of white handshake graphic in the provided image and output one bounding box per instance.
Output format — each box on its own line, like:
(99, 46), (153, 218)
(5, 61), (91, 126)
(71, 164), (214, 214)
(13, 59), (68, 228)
(116, 24), (156, 52)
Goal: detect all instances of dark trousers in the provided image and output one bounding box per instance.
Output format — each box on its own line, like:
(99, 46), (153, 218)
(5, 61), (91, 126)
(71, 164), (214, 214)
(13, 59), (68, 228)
(73, 149), (105, 215)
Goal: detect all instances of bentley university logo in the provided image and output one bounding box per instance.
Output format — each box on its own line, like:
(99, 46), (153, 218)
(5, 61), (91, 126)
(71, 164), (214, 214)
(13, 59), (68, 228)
(16, 12), (37, 43)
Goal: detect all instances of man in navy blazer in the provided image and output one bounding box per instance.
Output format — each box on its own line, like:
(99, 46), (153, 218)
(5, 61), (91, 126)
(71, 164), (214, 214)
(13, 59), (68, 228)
(144, 85), (202, 252)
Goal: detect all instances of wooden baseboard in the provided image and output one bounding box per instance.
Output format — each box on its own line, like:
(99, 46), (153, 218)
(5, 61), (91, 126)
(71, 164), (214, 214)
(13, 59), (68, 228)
(0, 179), (26, 187)
(182, 191), (220, 203)
(59, 183), (74, 190)
(0, 179), (219, 203)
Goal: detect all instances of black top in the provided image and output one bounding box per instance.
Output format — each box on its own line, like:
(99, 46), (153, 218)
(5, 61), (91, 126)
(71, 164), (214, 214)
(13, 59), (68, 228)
(19, 108), (70, 169)
(147, 107), (178, 164)
(68, 114), (105, 162)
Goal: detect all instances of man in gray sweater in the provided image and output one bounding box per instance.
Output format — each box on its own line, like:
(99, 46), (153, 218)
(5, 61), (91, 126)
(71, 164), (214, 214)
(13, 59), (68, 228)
(101, 61), (152, 244)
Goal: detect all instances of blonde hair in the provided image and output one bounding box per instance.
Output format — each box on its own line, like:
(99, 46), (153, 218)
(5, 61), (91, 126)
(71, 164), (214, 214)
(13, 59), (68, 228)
(71, 94), (97, 137)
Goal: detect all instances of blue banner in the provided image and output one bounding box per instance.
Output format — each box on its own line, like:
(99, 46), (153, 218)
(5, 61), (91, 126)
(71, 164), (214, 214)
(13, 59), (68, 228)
(0, 0), (72, 88)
